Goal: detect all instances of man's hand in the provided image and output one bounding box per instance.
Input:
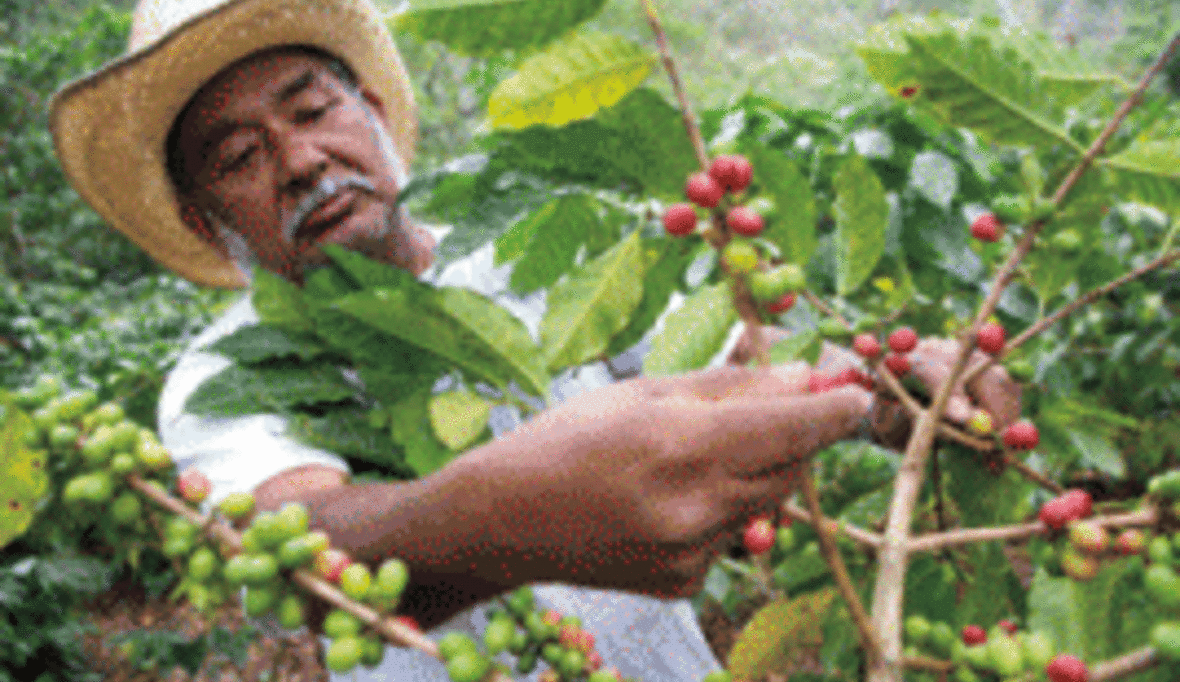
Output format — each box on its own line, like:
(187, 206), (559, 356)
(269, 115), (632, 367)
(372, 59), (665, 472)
(451, 361), (872, 601)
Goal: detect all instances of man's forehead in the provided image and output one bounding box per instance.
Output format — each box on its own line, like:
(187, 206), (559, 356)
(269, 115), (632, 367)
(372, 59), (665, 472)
(186, 51), (330, 124)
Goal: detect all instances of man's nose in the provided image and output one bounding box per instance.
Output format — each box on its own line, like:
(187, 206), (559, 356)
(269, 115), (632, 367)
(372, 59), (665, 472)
(278, 133), (329, 194)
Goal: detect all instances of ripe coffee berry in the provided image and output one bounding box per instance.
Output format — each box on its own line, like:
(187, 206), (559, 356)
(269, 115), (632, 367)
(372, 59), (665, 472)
(1062, 489), (1093, 519)
(976, 322), (1006, 355)
(726, 206), (764, 237)
(685, 173), (724, 208)
(709, 154), (753, 193)
(1002, 421), (1039, 450)
(971, 214), (1005, 242)
(177, 468), (211, 504)
(767, 293), (797, 315)
(808, 372), (836, 394)
(998, 619), (1018, 635)
(663, 204), (697, 236)
(852, 334), (881, 359)
(888, 327), (918, 354)
(743, 517), (776, 555)
(899, 85), (919, 98)
(1038, 498), (1073, 530)
(962, 625), (987, 645)
(884, 353), (911, 377)
(1045, 654), (1089, 682)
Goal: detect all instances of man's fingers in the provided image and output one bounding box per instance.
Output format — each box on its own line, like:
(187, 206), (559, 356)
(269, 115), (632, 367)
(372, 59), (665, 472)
(967, 364), (1023, 429)
(647, 362), (813, 403)
(689, 385), (871, 481)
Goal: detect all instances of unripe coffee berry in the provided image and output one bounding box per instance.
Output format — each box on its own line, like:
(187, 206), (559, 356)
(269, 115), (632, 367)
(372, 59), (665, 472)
(721, 240), (760, 275)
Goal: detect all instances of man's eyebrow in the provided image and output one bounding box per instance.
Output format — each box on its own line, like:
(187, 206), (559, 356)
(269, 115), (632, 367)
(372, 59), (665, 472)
(275, 69), (317, 105)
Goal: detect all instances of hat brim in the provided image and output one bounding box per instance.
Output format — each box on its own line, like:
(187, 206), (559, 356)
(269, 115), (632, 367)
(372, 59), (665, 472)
(49, 0), (418, 289)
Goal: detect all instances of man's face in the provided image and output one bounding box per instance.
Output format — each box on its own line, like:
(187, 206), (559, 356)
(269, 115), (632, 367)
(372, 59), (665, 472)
(174, 50), (432, 284)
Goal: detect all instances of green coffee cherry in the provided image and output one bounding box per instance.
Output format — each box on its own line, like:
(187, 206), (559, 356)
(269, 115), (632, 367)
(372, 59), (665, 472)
(81, 426), (116, 467)
(438, 632), (480, 661)
(109, 453), (137, 476)
(62, 472), (114, 504)
(277, 593), (308, 630)
(325, 635), (364, 673)
(109, 492), (141, 525)
(722, 240), (760, 275)
(217, 492), (256, 521)
(483, 617), (515, 657)
(324, 609), (363, 639)
(446, 653), (490, 682)
(361, 634), (385, 668)
(187, 546), (218, 582)
(243, 584), (280, 617)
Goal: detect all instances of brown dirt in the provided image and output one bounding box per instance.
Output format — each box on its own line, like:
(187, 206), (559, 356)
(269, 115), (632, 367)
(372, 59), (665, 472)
(78, 577), (811, 682)
(80, 577), (327, 682)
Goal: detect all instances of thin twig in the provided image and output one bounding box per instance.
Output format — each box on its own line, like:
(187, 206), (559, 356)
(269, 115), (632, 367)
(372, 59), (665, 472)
(907, 506), (1158, 554)
(961, 247), (1180, 386)
(1091, 645), (1159, 681)
(802, 290), (850, 328)
(639, 0), (709, 170)
(780, 501), (883, 550)
(799, 473), (882, 667)
(903, 655), (953, 673)
(867, 35), (1180, 682)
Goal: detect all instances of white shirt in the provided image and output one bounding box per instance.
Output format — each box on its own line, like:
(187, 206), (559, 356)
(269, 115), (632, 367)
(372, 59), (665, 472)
(157, 226), (745, 682)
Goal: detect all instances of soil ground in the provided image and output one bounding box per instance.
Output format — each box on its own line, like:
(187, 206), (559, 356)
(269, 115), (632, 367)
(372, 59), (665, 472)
(80, 578), (792, 682)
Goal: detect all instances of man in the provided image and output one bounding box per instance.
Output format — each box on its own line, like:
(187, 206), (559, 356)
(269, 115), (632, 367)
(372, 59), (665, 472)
(49, 0), (1021, 680)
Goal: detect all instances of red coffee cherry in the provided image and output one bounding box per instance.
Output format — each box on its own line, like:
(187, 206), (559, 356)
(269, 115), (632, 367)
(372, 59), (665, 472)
(767, 293), (797, 315)
(888, 327), (918, 354)
(1045, 654), (1089, 682)
(663, 204), (698, 236)
(1002, 421), (1039, 450)
(685, 173), (724, 208)
(1062, 488), (1093, 520)
(962, 625), (987, 645)
(852, 334), (881, 360)
(976, 322), (1006, 355)
(742, 516), (776, 555)
(709, 154), (754, 193)
(899, 85), (919, 98)
(998, 619), (1018, 635)
(884, 353), (911, 377)
(726, 205), (765, 237)
(971, 214), (1005, 242)
(1038, 498), (1073, 530)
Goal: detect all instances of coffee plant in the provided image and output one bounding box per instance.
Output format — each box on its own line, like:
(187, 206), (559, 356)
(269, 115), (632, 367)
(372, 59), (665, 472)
(3, 0), (1180, 681)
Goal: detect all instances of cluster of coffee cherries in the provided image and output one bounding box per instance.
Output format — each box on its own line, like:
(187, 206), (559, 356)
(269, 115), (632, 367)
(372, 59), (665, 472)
(920, 618), (1089, 682)
(15, 376), (174, 535)
(171, 474), (413, 675)
(1034, 488), (1135, 583)
(663, 154), (803, 318)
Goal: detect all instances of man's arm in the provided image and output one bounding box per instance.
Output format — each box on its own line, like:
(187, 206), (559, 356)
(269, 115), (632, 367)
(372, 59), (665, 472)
(250, 460), (534, 631)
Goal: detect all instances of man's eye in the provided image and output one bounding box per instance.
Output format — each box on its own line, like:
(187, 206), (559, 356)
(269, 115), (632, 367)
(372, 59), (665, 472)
(212, 145), (256, 178)
(297, 102), (334, 124)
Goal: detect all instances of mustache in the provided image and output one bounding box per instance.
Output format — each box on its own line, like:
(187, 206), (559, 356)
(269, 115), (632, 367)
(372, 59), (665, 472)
(285, 175), (379, 243)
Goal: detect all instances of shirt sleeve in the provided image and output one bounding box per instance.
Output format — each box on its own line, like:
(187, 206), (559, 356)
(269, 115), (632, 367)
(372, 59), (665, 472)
(156, 293), (351, 516)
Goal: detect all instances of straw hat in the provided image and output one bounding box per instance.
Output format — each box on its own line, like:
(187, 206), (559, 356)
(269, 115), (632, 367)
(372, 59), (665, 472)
(49, 0), (418, 289)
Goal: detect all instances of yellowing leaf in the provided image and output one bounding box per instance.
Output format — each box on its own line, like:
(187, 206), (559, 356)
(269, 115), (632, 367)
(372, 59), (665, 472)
(429, 390), (495, 451)
(488, 32), (656, 130)
(727, 587), (836, 679)
(0, 403), (49, 550)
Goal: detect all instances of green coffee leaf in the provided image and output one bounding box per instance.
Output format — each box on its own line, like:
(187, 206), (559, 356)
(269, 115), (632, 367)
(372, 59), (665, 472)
(288, 410), (415, 479)
(488, 32), (656, 130)
(396, 0), (608, 58)
(507, 194), (601, 295)
(184, 364), (356, 418)
(746, 144), (817, 266)
(832, 154), (889, 296)
(252, 269), (312, 334)
(541, 231), (645, 372)
(766, 327), (822, 366)
(485, 88), (698, 199)
(390, 389), (464, 478)
(1099, 139), (1180, 216)
(0, 402), (48, 549)
(205, 325), (329, 365)
(605, 237), (698, 357)
(429, 389), (495, 451)
(903, 32), (1082, 153)
(643, 282), (739, 377)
